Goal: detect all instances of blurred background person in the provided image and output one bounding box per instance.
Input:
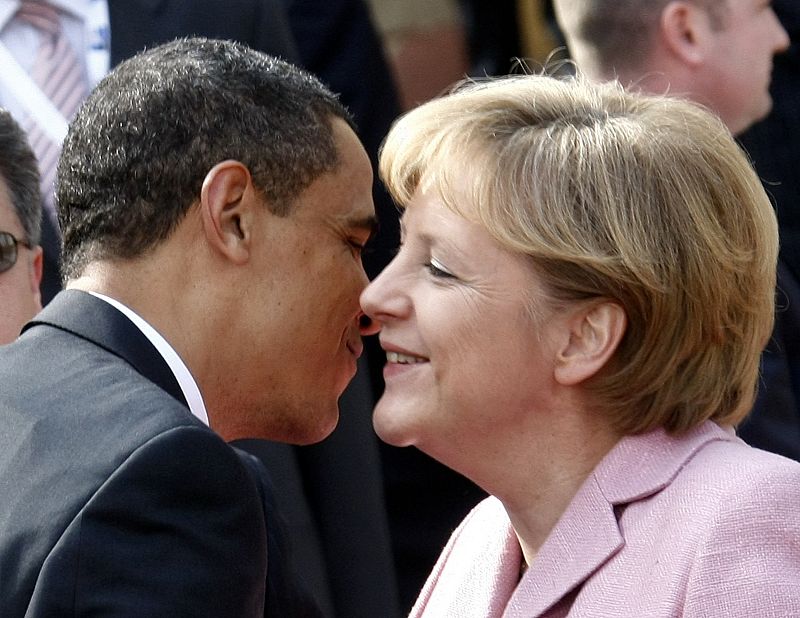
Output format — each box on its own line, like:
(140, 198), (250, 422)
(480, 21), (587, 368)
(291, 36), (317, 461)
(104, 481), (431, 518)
(554, 0), (788, 134)
(737, 1), (800, 436)
(553, 0), (800, 461)
(367, 0), (469, 110)
(362, 73), (800, 617)
(739, 0), (800, 272)
(457, 0), (562, 76)
(0, 107), (41, 344)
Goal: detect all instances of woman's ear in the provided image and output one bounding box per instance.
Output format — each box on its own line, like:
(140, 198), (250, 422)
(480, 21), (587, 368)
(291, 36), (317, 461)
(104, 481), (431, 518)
(554, 301), (627, 386)
(199, 160), (256, 265)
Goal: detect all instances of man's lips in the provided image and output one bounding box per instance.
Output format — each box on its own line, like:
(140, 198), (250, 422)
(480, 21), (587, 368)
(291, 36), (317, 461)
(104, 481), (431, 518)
(346, 339), (364, 358)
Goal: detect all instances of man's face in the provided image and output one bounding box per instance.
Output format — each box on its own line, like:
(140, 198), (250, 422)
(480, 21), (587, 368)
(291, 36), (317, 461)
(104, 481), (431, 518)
(701, 0), (789, 134)
(0, 176), (41, 344)
(243, 118), (377, 444)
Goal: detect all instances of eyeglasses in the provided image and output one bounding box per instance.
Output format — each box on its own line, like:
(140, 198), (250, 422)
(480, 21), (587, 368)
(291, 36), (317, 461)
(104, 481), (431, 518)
(0, 230), (32, 274)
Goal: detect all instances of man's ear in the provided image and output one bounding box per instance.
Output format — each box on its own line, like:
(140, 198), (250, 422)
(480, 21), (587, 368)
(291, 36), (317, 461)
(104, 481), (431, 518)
(199, 160), (257, 265)
(660, 0), (710, 67)
(29, 245), (43, 312)
(554, 301), (627, 386)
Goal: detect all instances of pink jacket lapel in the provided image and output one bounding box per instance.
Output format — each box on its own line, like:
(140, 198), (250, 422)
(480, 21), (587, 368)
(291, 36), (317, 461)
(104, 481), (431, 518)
(504, 475), (623, 617)
(505, 422), (737, 617)
(410, 423), (739, 617)
(594, 422), (737, 503)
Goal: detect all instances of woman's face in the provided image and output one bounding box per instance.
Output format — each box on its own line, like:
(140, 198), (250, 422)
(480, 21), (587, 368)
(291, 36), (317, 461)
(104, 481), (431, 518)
(360, 187), (570, 460)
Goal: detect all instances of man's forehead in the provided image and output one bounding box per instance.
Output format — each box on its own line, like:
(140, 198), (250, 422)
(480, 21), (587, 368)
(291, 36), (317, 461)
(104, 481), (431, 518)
(340, 211), (379, 235)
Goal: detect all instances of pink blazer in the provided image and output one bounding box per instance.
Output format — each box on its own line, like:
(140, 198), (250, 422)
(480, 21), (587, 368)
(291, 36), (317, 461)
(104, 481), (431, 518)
(410, 421), (800, 617)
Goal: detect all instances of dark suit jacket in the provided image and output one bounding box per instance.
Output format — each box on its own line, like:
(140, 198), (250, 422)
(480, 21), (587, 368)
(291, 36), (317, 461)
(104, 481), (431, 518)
(0, 290), (309, 616)
(39, 0), (299, 303)
(738, 259), (800, 459)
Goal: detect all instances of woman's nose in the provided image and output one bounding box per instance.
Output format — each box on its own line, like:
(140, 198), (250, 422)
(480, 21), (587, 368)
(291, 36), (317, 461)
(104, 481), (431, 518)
(358, 311), (381, 336)
(360, 272), (389, 325)
(360, 248), (411, 327)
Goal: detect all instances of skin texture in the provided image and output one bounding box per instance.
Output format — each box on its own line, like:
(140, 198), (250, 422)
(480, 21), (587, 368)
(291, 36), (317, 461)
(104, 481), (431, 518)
(0, 176), (42, 344)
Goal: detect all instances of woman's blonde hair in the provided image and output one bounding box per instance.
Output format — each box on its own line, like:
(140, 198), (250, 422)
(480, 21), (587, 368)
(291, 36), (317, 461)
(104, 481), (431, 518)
(380, 74), (778, 435)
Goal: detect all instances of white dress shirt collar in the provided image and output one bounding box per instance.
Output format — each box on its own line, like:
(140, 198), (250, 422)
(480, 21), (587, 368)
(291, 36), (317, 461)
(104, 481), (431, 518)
(0, 0), (93, 28)
(87, 291), (210, 427)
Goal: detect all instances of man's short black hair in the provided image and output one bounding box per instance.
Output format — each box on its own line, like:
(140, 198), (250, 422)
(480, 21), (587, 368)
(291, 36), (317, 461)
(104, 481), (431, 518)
(57, 37), (353, 280)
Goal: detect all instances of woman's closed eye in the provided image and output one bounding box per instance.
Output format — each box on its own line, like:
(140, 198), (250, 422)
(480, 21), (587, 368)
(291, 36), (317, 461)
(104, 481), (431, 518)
(426, 257), (456, 279)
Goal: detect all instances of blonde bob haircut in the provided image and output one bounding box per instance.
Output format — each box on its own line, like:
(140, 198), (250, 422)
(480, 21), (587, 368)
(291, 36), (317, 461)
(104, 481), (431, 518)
(380, 74), (778, 436)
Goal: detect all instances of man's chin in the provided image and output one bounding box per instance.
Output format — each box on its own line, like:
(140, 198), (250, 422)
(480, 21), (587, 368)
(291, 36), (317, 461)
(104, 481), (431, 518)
(295, 402), (340, 445)
(737, 99), (773, 135)
(246, 399), (340, 445)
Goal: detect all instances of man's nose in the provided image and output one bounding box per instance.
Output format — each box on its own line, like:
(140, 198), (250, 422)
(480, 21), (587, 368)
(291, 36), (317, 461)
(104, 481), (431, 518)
(773, 13), (790, 53)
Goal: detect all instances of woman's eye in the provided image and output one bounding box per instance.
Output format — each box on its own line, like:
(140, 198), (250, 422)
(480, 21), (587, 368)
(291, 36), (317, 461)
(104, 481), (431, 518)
(425, 257), (455, 279)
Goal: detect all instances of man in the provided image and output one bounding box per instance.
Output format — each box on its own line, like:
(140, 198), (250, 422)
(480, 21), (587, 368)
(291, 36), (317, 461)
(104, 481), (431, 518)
(0, 108), (42, 343)
(739, 1), (800, 268)
(554, 0), (788, 134)
(0, 37), (378, 617)
(2, 4), (402, 615)
(554, 0), (800, 459)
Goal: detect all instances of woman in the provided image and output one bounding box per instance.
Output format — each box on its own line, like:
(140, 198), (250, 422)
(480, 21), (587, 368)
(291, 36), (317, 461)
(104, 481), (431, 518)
(361, 75), (800, 616)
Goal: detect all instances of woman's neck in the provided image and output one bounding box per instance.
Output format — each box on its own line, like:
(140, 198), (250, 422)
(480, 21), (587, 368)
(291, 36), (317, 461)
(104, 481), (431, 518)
(496, 413), (622, 566)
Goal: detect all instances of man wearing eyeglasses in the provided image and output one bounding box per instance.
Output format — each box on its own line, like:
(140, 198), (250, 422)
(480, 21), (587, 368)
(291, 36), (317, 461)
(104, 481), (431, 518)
(0, 108), (42, 344)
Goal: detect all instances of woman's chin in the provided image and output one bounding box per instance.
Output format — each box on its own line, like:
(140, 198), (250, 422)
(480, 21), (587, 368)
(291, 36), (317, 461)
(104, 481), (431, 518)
(372, 400), (419, 447)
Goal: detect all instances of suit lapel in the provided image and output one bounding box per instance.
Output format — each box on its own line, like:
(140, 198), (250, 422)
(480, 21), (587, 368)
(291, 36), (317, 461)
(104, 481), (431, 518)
(25, 289), (188, 408)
